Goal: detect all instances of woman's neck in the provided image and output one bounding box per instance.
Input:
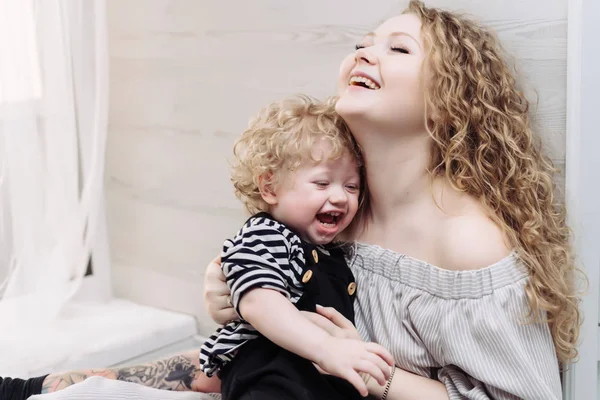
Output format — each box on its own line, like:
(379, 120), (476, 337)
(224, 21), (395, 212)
(359, 130), (433, 224)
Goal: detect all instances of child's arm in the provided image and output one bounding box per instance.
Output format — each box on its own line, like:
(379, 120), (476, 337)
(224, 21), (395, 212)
(239, 287), (394, 397)
(221, 217), (392, 395)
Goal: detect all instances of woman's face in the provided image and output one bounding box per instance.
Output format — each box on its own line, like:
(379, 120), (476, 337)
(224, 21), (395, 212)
(336, 13), (427, 133)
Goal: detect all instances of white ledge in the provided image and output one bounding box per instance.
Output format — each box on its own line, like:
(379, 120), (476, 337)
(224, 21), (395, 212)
(0, 298), (197, 378)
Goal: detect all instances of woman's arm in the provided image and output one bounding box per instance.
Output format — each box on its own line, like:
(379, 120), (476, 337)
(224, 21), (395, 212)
(41, 350), (221, 394)
(312, 306), (449, 400)
(365, 368), (449, 400)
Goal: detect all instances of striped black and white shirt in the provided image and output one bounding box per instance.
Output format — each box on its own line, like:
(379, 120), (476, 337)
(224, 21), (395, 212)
(199, 213), (310, 376)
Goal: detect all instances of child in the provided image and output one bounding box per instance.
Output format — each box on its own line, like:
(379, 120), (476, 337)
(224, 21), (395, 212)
(199, 95), (393, 400)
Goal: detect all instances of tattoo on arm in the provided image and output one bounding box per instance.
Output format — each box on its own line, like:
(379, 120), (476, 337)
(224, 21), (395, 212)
(41, 369), (115, 393)
(114, 354), (201, 391)
(40, 351), (202, 393)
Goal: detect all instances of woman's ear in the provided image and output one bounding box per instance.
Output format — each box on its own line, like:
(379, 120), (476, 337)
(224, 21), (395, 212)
(258, 173), (277, 205)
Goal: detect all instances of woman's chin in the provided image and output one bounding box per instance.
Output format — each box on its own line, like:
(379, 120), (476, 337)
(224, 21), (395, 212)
(335, 96), (372, 122)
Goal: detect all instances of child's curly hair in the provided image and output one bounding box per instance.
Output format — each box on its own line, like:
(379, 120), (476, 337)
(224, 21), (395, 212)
(231, 94), (363, 215)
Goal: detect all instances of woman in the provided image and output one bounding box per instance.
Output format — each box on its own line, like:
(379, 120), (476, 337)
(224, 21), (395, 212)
(204, 1), (581, 399)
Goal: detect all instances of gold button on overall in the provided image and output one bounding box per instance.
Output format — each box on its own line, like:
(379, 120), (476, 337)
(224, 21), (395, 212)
(347, 282), (357, 295)
(302, 270), (313, 283)
(312, 249), (319, 263)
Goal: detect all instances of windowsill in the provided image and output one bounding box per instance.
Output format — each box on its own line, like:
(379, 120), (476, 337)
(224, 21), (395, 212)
(0, 298), (197, 378)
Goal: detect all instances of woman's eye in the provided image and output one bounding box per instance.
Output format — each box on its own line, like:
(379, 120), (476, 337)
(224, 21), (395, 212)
(391, 47), (409, 54)
(354, 44), (365, 51)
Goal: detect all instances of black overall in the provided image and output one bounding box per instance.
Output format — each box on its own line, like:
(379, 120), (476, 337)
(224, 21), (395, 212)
(219, 242), (363, 400)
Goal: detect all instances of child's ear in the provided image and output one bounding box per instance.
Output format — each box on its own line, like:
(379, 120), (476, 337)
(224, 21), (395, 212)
(258, 173), (277, 205)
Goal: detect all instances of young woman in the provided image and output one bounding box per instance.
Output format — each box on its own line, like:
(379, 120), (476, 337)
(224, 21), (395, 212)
(204, 1), (581, 399)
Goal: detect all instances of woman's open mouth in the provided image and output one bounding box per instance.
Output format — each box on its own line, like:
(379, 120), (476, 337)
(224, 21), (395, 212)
(348, 75), (380, 90)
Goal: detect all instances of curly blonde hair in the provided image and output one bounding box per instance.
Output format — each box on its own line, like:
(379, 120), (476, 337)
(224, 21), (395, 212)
(404, 0), (582, 365)
(231, 94), (363, 215)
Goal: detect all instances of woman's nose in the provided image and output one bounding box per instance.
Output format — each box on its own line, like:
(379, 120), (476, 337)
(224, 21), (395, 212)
(355, 47), (376, 65)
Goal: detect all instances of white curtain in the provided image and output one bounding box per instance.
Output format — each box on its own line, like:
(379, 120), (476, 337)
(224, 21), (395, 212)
(0, 0), (109, 324)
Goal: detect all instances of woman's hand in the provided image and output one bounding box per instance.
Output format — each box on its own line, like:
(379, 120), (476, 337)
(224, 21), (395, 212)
(203, 255), (237, 325)
(301, 305), (362, 341)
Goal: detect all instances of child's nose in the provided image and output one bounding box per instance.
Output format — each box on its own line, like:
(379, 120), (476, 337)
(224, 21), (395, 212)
(329, 187), (348, 205)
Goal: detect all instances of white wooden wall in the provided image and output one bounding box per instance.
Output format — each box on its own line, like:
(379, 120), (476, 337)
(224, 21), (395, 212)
(105, 0), (568, 335)
(563, 0), (600, 397)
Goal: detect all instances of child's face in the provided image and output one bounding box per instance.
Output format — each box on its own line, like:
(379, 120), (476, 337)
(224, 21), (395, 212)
(268, 140), (361, 245)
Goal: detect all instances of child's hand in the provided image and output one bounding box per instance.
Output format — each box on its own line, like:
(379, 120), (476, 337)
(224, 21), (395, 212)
(315, 336), (394, 397)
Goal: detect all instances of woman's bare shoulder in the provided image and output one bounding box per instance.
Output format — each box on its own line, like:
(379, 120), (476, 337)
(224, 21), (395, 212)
(438, 195), (512, 271)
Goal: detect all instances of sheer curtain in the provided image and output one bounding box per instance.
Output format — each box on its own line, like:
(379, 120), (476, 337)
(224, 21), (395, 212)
(0, 0), (109, 323)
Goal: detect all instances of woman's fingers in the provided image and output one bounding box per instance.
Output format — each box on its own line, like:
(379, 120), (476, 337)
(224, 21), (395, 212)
(207, 292), (236, 324)
(205, 256), (225, 281)
(219, 307), (238, 324)
(203, 254), (236, 324)
(208, 284), (230, 297)
(316, 305), (361, 340)
(316, 305), (354, 329)
(300, 311), (343, 337)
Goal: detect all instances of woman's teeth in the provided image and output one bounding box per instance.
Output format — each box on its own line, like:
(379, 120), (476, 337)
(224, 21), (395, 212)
(349, 75), (380, 90)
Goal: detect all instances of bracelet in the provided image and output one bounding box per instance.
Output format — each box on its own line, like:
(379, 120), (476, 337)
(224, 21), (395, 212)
(381, 365), (396, 400)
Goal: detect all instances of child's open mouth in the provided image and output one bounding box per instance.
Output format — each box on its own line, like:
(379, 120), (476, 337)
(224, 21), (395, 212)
(316, 212), (342, 228)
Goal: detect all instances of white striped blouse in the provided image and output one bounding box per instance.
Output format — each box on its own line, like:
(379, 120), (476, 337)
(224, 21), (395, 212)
(350, 242), (562, 400)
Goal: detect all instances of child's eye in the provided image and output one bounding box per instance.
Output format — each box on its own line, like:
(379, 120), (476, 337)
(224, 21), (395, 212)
(345, 184), (359, 192)
(315, 181), (329, 188)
